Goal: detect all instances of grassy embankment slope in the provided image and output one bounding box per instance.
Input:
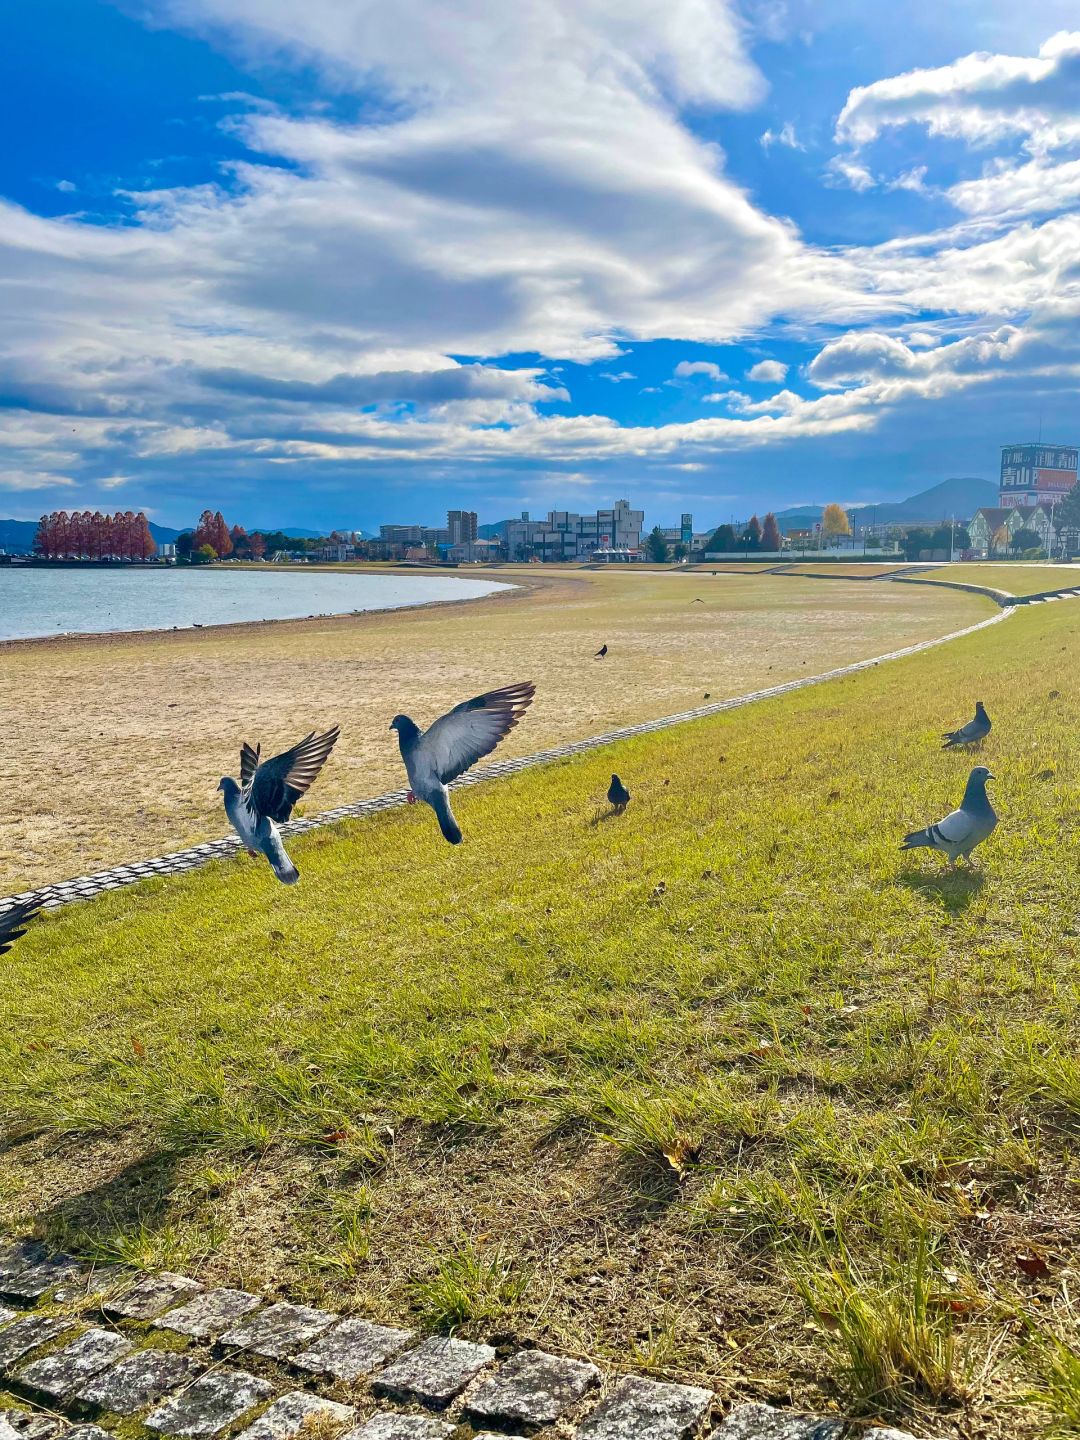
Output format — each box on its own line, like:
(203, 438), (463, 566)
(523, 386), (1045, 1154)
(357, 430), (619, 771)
(2, 598), (1079, 1436)
(919, 565), (1080, 598)
(0, 568), (983, 890)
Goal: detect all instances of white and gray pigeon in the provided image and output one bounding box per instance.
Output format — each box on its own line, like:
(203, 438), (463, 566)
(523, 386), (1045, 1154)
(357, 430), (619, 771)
(942, 701), (991, 749)
(391, 681), (535, 844)
(218, 726), (340, 883)
(0, 898), (42, 957)
(901, 765), (997, 867)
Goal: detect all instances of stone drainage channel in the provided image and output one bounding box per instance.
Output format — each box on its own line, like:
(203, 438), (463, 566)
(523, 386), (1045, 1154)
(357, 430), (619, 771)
(0, 1244), (926, 1440)
(0, 601), (1031, 921)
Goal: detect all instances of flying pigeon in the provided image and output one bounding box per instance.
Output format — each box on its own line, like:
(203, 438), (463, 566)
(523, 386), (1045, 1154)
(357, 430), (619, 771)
(218, 726), (340, 883)
(0, 898), (42, 957)
(391, 681), (535, 844)
(942, 701), (991, 749)
(901, 766), (997, 867)
(594, 644), (608, 658)
(607, 774), (630, 812)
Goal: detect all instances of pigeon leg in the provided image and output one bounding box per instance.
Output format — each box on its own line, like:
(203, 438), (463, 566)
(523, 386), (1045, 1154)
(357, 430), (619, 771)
(406, 790), (417, 804)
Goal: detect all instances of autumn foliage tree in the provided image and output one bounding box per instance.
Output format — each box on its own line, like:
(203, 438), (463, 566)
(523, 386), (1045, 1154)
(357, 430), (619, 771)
(193, 510), (233, 558)
(33, 510), (156, 561)
(822, 503), (851, 539)
(761, 512), (782, 550)
(741, 514), (763, 550)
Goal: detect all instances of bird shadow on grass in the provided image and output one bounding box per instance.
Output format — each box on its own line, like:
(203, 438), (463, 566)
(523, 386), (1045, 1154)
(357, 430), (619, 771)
(589, 809), (625, 827)
(29, 1147), (188, 1265)
(898, 866), (986, 914)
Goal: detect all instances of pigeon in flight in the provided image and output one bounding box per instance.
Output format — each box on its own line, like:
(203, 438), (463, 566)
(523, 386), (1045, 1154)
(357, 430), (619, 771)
(901, 766), (997, 867)
(942, 701), (991, 749)
(391, 681), (535, 844)
(594, 644), (608, 658)
(218, 726), (340, 883)
(0, 898), (42, 957)
(607, 774), (630, 812)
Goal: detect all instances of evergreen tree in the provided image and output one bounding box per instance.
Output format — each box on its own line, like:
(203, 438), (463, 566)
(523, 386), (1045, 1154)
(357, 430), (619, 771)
(741, 515), (763, 550)
(646, 526), (669, 563)
(706, 523), (737, 552)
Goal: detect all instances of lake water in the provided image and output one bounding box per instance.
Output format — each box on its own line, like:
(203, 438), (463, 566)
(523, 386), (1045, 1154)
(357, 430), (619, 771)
(0, 566), (511, 642)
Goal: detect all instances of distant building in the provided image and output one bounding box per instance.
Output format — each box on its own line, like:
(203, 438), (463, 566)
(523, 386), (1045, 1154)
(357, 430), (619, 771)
(379, 523), (449, 547)
(500, 499), (642, 562)
(447, 509), (478, 545)
(969, 504), (1058, 556)
(1000, 442), (1077, 510)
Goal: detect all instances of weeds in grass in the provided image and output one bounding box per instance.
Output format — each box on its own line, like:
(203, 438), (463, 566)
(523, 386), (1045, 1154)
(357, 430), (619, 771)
(1030, 1333), (1080, 1434)
(792, 1232), (967, 1414)
(408, 1239), (530, 1331)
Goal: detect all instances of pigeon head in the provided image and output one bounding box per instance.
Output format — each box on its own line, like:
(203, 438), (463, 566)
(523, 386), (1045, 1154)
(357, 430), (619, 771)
(218, 777), (240, 798)
(976, 700), (987, 713)
(389, 714), (420, 740)
(970, 765), (994, 784)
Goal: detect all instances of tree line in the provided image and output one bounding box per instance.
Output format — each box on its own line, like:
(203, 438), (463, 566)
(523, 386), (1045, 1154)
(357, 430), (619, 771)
(33, 510), (157, 561)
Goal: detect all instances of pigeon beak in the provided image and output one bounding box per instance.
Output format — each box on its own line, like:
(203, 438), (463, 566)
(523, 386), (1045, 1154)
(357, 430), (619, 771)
(986, 772), (995, 782)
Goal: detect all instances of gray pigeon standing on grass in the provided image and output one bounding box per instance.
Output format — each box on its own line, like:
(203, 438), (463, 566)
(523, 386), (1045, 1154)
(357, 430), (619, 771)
(942, 701), (991, 749)
(607, 774), (630, 812)
(901, 766), (997, 868)
(391, 681), (535, 844)
(218, 726), (340, 883)
(0, 898), (42, 956)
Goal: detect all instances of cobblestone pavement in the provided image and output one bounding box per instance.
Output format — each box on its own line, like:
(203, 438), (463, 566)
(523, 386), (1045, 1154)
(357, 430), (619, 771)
(0, 1246), (937, 1440)
(0, 603), (1021, 920)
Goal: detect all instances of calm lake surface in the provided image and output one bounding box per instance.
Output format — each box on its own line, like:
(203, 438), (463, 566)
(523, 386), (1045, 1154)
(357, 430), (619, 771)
(0, 566), (511, 642)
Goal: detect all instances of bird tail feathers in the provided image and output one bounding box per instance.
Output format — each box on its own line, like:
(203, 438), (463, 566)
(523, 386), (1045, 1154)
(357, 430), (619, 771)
(901, 827), (933, 851)
(432, 789), (463, 845)
(262, 824), (300, 883)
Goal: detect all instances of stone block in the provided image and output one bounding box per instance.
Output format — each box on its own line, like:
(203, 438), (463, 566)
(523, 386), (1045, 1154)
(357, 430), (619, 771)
(466, 1348), (600, 1428)
(293, 1318), (415, 1381)
(0, 1315), (74, 1368)
(19, 1329), (133, 1400)
(233, 1390), (354, 1440)
(145, 1369), (274, 1437)
(0, 1410), (63, 1440)
(343, 1418), (455, 1440)
(708, 1405), (844, 1440)
(159, 1288), (264, 1339)
(108, 1271), (202, 1320)
(2, 1253), (84, 1299)
(220, 1302), (336, 1360)
(372, 1335), (495, 1409)
(77, 1348), (200, 1413)
(575, 1375), (713, 1440)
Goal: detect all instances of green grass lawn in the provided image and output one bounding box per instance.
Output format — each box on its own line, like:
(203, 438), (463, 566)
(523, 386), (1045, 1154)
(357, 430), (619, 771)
(3, 601), (1080, 1437)
(920, 564), (1080, 598)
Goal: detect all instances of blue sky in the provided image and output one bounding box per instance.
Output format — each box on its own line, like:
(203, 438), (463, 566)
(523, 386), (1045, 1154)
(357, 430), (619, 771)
(2, 1), (1079, 532)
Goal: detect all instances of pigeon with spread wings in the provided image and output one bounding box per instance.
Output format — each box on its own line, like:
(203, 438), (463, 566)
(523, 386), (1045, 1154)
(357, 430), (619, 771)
(219, 726), (340, 883)
(391, 682), (535, 844)
(0, 898), (42, 957)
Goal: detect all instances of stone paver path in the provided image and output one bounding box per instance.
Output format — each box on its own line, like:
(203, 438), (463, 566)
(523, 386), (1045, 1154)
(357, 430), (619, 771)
(0, 1247), (941, 1440)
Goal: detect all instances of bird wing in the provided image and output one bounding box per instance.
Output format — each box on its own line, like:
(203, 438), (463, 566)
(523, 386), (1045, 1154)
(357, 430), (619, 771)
(0, 898), (42, 957)
(416, 681), (535, 785)
(240, 741), (261, 789)
(247, 726), (340, 823)
(931, 806), (976, 846)
(943, 718), (977, 743)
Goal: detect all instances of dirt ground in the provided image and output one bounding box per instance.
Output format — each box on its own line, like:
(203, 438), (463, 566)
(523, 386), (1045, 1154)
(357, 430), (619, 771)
(0, 565), (986, 889)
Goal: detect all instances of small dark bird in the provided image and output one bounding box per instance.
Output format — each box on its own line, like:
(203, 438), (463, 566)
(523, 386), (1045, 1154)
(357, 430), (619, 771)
(595, 644), (608, 658)
(0, 898), (42, 957)
(942, 701), (991, 749)
(703, 692), (711, 699)
(392, 682), (535, 843)
(901, 765), (997, 868)
(607, 774), (630, 812)
(693, 597), (705, 603)
(219, 726), (340, 883)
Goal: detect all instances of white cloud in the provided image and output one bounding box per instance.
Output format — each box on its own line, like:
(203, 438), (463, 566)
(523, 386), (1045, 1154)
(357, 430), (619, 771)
(55, 180), (77, 194)
(600, 371), (636, 382)
(760, 121), (804, 151)
(835, 31), (1080, 154)
(887, 165), (928, 193)
(747, 359), (788, 382)
(825, 155), (875, 191)
(0, 469), (77, 491)
(946, 155), (1080, 218)
(674, 360), (728, 381)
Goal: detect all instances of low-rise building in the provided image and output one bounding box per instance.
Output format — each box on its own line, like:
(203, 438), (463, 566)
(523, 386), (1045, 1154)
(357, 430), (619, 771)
(969, 504), (1058, 555)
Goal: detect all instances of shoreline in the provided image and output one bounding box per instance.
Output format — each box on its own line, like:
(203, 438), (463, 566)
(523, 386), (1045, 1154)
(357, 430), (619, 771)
(0, 566), (542, 652)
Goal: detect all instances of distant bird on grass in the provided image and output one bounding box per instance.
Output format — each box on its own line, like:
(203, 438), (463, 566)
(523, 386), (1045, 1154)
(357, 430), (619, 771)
(942, 701), (991, 749)
(392, 681), (535, 844)
(693, 597), (705, 603)
(0, 898), (42, 956)
(607, 774), (630, 812)
(219, 726), (340, 883)
(594, 644), (608, 658)
(901, 765), (997, 868)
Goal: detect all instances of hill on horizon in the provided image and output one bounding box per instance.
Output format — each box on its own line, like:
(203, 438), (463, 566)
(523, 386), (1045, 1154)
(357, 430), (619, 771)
(774, 476), (997, 531)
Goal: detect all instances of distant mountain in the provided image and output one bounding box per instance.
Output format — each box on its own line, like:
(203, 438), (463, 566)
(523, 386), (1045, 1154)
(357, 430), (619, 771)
(0, 519), (180, 553)
(773, 477), (997, 533)
(477, 521), (509, 540)
(276, 527), (374, 539)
